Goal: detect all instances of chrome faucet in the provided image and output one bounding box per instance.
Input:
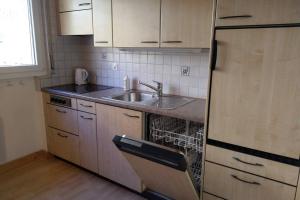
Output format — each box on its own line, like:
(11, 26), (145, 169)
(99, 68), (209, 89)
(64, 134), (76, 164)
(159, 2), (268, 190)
(138, 80), (163, 97)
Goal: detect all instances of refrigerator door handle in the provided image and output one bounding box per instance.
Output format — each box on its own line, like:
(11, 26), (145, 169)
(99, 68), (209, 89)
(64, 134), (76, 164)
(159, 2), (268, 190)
(211, 40), (218, 71)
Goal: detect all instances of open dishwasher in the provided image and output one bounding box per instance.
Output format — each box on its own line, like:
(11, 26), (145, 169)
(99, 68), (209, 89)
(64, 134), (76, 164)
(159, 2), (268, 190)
(113, 113), (204, 200)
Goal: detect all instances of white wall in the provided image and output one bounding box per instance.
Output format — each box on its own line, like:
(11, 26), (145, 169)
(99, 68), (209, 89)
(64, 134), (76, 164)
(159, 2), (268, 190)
(0, 78), (46, 164)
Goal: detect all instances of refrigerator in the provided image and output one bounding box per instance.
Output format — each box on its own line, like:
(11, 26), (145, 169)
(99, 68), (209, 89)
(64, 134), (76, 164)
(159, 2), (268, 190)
(207, 26), (300, 160)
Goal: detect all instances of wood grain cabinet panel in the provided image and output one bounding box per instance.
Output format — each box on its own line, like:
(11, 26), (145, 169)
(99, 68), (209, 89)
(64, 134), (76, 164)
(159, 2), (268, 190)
(205, 145), (299, 186)
(296, 184), (300, 200)
(58, 0), (92, 12)
(215, 0), (300, 26)
(112, 0), (160, 47)
(47, 104), (78, 134)
(78, 112), (98, 173)
(161, 0), (213, 48)
(92, 0), (112, 47)
(96, 104), (143, 192)
(47, 128), (80, 165)
(59, 10), (93, 35)
(202, 192), (224, 200)
(204, 162), (296, 200)
(77, 99), (96, 114)
(208, 27), (300, 159)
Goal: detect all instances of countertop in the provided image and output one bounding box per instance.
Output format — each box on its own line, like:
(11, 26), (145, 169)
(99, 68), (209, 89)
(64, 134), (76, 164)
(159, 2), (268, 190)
(42, 85), (206, 123)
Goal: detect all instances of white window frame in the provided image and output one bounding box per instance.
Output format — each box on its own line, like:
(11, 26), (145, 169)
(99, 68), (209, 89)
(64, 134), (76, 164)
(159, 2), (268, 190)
(0, 0), (49, 80)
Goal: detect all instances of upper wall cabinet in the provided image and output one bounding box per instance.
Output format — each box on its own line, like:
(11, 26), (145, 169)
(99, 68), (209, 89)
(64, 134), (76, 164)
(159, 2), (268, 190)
(92, 0), (113, 47)
(216, 0), (300, 27)
(161, 0), (213, 48)
(112, 0), (161, 48)
(59, 0), (92, 12)
(58, 0), (93, 35)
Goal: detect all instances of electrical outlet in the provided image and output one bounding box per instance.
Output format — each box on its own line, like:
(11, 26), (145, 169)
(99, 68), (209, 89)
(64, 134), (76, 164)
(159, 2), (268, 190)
(181, 66), (190, 76)
(102, 53), (107, 60)
(112, 63), (118, 71)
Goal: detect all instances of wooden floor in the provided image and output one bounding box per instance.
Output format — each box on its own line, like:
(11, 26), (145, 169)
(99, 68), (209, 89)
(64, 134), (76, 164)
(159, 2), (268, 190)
(0, 152), (145, 200)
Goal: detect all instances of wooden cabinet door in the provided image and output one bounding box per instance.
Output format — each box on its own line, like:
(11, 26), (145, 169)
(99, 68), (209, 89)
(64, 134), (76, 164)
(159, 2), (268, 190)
(296, 183), (300, 200)
(47, 104), (78, 134)
(215, 0), (300, 27)
(78, 112), (98, 173)
(96, 104), (143, 192)
(59, 0), (92, 12)
(112, 0), (160, 47)
(204, 162), (296, 200)
(92, 0), (113, 47)
(161, 0), (213, 48)
(208, 28), (300, 159)
(47, 128), (80, 165)
(59, 10), (93, 35)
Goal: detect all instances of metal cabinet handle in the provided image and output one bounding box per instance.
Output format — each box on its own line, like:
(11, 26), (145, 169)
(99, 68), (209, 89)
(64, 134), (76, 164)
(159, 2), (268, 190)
(80, 103), (93, 108)
(141, 41), (158, 44)
(231, 174), (261, 185)
(219, 15), (252, 19)
(123, 113), (140, 119)
(57, 133), (68, 138)
(211, 40), (218, 71)
(56, 109), (67, 113)
(233, 157), (264, 167)
(95, 41), (109, 44)
(80, 115), (93, 120)
(78, 3), (91, 6)
(162, 41), (183, 43)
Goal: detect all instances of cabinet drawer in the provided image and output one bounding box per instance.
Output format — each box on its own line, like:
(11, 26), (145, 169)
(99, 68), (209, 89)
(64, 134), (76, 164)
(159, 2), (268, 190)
(205, 145), (299, 186)
(47, 104), (78, 134)
(47, 128), (80, 165)
(77, 99), (96, 114)
(215, 0), (300, 27)
(59, 10), (93, 35)
(204, 162), (296, 200)
(78, 112), (98, 173)
(59, 0), (92, 12)
(203, 192), (224, 200)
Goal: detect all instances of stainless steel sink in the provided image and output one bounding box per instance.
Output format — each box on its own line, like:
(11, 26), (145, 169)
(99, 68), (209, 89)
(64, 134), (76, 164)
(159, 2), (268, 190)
(148, 96), (194, 110)
(104, 91), (195, 110)
(111, 92), (157, 102)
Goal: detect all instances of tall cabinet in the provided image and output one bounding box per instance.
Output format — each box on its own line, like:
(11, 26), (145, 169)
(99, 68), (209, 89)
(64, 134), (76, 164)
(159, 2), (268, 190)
(208, 27), (300, 159)
(204, 0), (300, 199)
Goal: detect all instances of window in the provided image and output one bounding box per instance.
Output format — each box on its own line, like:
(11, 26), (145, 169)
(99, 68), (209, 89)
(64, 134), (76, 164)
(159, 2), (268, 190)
(0, 0), (48, 79)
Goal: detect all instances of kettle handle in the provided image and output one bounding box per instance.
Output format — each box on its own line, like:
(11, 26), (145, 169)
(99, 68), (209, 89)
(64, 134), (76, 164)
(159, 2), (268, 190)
(81, 69), (89, 80)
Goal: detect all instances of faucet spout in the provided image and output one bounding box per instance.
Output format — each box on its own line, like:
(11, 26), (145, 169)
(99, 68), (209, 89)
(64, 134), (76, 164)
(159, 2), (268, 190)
(138, 80), (163, 97)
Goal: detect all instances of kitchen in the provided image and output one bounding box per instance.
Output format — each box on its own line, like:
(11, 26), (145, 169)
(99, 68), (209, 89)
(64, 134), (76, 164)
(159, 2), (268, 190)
(0, 0), (299, 200)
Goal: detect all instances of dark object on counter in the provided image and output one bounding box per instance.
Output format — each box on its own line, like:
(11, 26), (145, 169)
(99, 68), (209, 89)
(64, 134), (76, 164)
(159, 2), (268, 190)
(47, 84), (113, 94)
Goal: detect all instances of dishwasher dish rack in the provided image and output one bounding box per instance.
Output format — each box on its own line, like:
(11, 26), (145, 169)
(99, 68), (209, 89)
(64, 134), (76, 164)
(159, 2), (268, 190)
(147, 114), (204, 192)
(149, 115), (204, 153)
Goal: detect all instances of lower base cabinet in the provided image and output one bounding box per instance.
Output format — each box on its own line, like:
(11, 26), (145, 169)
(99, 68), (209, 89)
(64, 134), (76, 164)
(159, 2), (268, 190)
(47, 127), (80, 165)
(204, 162), (296, 200)
(296, 185), (300, 200)
(96, 104), (143, 192)
(78, 111), (98, 173)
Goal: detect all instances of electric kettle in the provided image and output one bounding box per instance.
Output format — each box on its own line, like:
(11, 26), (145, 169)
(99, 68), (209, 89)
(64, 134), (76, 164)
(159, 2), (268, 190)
(75, 68), (89, 85)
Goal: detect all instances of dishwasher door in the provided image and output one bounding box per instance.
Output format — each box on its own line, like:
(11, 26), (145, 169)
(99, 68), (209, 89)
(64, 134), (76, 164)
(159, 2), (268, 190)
(113, 135), (199, 200)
